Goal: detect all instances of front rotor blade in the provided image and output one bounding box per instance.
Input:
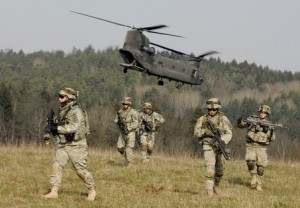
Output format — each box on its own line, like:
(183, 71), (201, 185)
(150, 42), (188, 55)
(70, 11), (132, 29)
(147, 30), (185, 38)
(140, 25), (168, 31)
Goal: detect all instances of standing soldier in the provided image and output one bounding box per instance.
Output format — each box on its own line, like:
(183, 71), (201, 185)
(114, 97), (139, 166)
(139, 102), (165, 163)
(42, 87), (96, 201)
(237, 105), (276, 191)
(194, 98), (232, 196)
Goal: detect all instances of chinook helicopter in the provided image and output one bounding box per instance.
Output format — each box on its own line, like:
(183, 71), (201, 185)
(71, 11), (218, 88)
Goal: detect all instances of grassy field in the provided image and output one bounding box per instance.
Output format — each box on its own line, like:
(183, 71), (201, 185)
(0, 145), (299, 208)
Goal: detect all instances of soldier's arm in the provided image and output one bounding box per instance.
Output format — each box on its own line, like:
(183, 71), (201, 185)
(57, 108), (83, 134)
(220, 116), (233, 144)
(156, 113), (165, 124)
(194, 117), (205, 140)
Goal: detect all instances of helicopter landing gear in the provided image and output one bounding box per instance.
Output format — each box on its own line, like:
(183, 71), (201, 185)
(158, 79), (164, 86)
(175, 82), (184, 89)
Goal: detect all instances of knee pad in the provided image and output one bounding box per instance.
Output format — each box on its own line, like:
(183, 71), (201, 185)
(257, 166), (264, 176)
(205, 170), (215, 180)
(118, 148), (125, 155)
(147, 149), (153, 156)
(247, 160), (255, 171)
(76, 169), (87, 181)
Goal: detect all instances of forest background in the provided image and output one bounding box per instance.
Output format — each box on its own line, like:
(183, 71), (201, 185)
(0, 46), (299, 161)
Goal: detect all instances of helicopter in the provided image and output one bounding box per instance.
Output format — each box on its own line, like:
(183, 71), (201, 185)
(71, 11), (218, 89)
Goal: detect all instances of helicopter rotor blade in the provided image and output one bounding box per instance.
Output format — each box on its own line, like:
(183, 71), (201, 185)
(150, 42), (188, 55)
(70, 11), (133, 29)
(140, 25), (168, 31)
(197, 50), (219, 59)
(147, 30), (185, 38)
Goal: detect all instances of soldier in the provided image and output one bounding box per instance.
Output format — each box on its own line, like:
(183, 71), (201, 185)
(139, 102), (165, 163)
(42, 88), (96, 201)
(114, 97), (139, 166)
(237, 105), (276, 191)
(194, 98), (232, 196)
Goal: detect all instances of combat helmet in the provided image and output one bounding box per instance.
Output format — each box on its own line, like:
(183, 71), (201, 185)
(144, 102), (152, 109)
(206, 98), (221, 109)
(258, 105), (271, 115)
(122, 97), (132, 105)
(59, 87), (78, 100)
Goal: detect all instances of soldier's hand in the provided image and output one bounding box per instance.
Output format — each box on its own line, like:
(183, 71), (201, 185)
(237, 117), (243, 124)
(203, 129), (213, 137)
(50, 124), (58, 134)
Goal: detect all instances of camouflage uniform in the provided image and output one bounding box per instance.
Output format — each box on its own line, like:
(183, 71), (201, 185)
(194, 98), (232, 196)
(42, 88), (96, 201)
(114, 97), (139, 165)
(139, 102), (165, 162)
(238, 105), (276, 191)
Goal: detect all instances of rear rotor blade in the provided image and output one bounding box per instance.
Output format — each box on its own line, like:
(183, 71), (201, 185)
(197, 50), (219, 59)
(70, 11), (132, 29)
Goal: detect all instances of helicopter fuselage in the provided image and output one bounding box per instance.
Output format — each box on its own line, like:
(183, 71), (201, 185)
(119, 30), (204, 86)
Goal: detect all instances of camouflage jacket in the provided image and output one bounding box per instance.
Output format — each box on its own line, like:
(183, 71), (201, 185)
(139, 111), (165, 133)
(114, 107), (139, 132)
(239, 115), (276, 145)
(194, 112), (232, 147)
(55, 101), (90, 144)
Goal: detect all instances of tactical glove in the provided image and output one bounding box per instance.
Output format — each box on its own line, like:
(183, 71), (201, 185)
(203, 129), (213, 137)
(50, 124), (58, 135)
(262, 125), (269, 133)
(237, 117), (243, 124)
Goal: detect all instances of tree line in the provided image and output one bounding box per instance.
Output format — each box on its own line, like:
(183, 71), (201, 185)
(0, 46), (299, 161)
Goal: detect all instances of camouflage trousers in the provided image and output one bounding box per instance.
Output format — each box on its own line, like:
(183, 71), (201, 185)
(245, 143), (268, 185)
(140, 132), (155, 160)
(203, 144), (225, 191)
(50, 139), (95, 189)
(117, 131), (136, 163)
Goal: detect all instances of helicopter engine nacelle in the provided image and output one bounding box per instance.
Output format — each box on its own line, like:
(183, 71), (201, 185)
(141, 46), (155, 54)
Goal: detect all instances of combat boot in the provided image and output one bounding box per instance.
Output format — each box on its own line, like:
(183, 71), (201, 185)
(250, 175), (257, 189)
(42, 186), (59, 199)
(256, 184), (263, 191)
(87, 188), (96, 201)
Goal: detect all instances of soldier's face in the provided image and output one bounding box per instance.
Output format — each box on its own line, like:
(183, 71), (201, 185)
(259, 112), (267, 120)
(208, 108), (218, 117)
(59, 95), (68, 103)
(144, 108), (151, 114)
(122, 104), (129, 110)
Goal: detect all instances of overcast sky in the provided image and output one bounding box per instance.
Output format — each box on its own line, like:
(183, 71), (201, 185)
(1, 0), (300, 72)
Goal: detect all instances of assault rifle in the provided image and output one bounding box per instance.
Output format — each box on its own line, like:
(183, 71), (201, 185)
(206, 119), (231, 160)
(142, 120), (153, 132)
(117, 112), (129, 135)
(42, 109), (56, 144)
(242, 116), (288, 130)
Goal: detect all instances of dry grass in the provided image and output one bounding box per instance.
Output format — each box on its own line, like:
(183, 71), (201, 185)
(0, 145), (299, 208)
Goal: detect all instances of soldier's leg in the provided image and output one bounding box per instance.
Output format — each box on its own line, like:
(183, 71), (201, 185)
(147, 133), (155, 160)
(203, 147), (216, 196)
(256, 147), (268, 191)
(117, 134), (126, 156)
(125, 132), (136, 165)
(68, 142), (96, 201)
(140, 134), (148, 161)
(245, 144), (258, 188)
(215, 152), (225, 189)
(42, 147), (69, 199)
